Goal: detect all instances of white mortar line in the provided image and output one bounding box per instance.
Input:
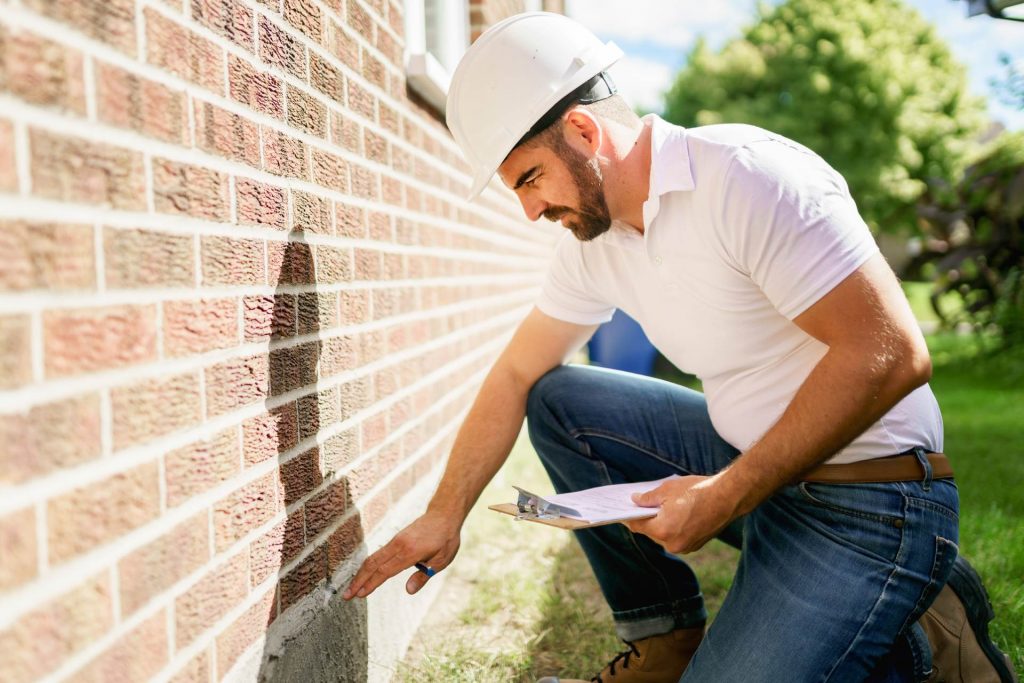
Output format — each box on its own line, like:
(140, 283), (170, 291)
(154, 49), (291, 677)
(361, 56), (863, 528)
(83, 55), (97, 121)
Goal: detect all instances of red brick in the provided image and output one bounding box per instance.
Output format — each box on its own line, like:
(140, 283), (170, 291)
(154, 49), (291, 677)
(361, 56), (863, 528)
(169, 648), (211, 683)
(228, 54), (283, 119)
(193, 99), (260, 167)
(175, 551), (248, 648)
(236, 177), (287, 230)
(315, 245), (352, 284)
(267, 341), (319, 397)
(43, 305), (157, 379)
(327, 514), (363, 570)
(339, 290), (372, 325)
(338, 377), (370, 420)
(153, 158), (230, 221)
(297, 290), (339, 333)
(330, 109), (362, 154)
(267, 239), (315, 286)
(0, 315), (31, 390)
(24, 0), (135, 55)
(213, 471), (279, 551)
(242, 403), (298, 466)
(350, 163), (378, 199)
(191, 0), (254, 51)
(104, 228), (194, 289)
(118, 510), (210, 617)
(165, 427), (240, 507)
(76, 610), (168, 683)
(146, 8), (224, 92)
(258, 16), (306, 81)
(216, 587), (275, 674)
(304, 478), (349, 540)
(319, 334), (357, 377)
(283, 0), (322, 41)
(291, 189), (330, 234)
(309, 52), (343, 102)
(0, 394), (101, 484)
(0, 29), (86, 113)
(354, 248), (382, 280)
(48, 462), (161, 564)
(96, 61), (187, 144)
(249, 509), (304, 585)
(0, 573), (113, 683)
(360, 412), (387, 451)
(346, 0), (373, 39)
(243, 293), (295, 343)
(0, 507), (37, 591)
(262, 126), (308, 180)
(204, 353), (270, 417)
(0, 221), (95, 291)
(311, 148), (349, 193)
(30, 129), (145, 210)
(286, 85), (327, 139)
(334, 202), (366, 238)
(0, 118), (15, 191)
(382, 175), (403, 205)
(164, 297), (239, 357)
(201, 235), (265, 287)
(110, 371), (202, 450)
(279, 447), (321, 506)
(325, 20), (359, 71)
(346, 79), (376, 121)
(322, 428), (357, 473)
(280, 545), (325, 612)
(361, 47), (387, 90)
(364, 128), (388, 165)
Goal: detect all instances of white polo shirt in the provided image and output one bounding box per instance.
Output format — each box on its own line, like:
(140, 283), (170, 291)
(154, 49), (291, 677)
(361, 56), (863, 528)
(536, 115), (943, 464)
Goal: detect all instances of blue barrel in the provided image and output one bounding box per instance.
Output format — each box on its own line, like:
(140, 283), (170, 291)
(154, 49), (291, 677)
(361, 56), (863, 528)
(587, 309), (658, 376)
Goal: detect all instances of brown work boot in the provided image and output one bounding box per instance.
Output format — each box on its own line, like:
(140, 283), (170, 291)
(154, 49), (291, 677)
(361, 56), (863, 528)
(536, 625), (704, 683)
(919, 555), (1018, 682)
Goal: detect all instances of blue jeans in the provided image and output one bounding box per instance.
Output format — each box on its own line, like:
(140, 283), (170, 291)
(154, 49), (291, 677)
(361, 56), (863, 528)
(526, 364), (960, 682)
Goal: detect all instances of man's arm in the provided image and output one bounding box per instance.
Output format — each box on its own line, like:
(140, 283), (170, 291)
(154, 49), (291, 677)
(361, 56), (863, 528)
(343, 307), (597, 598)
(629, 252), (931, 552)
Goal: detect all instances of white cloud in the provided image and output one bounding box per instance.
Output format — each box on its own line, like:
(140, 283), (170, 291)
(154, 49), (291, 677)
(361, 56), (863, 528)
(607, 55), (674, 113)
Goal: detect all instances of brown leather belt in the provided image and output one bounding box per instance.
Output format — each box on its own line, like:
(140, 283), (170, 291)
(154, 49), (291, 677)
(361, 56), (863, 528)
(801, 452), (953, 484)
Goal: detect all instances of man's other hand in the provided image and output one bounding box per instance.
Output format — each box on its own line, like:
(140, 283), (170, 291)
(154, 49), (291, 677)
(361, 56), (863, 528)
(342, 511), (461, 599)
(626, 474), (739, 554)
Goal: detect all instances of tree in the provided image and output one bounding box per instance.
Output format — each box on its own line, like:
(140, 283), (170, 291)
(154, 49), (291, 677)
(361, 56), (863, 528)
(663, 0), (987, 234)
(912, 132), (1024, 344)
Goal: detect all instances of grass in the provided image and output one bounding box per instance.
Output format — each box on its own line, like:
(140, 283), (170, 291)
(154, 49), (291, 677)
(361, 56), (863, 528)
(398, 333), (1023, 679)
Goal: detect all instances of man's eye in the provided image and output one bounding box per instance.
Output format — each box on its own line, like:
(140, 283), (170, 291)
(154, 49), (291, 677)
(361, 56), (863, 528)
(526, 175), (540, 187)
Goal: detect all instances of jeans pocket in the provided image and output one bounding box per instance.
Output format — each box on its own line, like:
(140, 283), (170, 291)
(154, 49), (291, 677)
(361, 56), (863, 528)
(790, 482), (906, 564)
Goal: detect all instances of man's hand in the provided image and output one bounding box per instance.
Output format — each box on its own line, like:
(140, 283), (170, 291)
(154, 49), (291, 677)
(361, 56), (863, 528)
(625, 475), (740, 555)
(342, 511), (461, 600)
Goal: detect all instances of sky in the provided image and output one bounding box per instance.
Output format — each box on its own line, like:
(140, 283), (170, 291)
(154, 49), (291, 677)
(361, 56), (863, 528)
(565, 0), (1024, 130)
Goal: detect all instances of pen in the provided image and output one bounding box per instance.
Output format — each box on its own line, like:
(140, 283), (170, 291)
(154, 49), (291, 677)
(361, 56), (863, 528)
(414, 562), (436, 578)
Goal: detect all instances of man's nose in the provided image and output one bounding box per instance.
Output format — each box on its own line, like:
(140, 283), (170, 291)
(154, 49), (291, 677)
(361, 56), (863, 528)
(518, 194), (547, 222)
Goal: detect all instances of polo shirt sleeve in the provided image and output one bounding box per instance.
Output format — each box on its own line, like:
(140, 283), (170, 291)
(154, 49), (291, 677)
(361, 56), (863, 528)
(716, 139), (880, 320)
(536, 233), (616, 325)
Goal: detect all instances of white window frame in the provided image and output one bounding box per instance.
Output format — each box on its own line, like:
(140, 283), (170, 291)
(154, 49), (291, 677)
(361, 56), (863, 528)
(404, 0), (470, 113)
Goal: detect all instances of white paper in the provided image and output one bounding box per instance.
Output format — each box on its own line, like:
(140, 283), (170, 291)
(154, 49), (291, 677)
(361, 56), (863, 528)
(543, 476), (678, 523)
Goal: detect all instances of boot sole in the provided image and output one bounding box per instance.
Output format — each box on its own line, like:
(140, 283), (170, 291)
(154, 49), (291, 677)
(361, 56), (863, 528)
(946, 556), (1018, 683)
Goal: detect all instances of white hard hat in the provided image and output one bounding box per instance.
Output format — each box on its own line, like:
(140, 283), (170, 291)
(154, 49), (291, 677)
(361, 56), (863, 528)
(446, 12), (623, 200)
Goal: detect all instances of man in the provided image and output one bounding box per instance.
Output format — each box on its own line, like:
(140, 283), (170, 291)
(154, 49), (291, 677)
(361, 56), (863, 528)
(343, 12), (1017, 683)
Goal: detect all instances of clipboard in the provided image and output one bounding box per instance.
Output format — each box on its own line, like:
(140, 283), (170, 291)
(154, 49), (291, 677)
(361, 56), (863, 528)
(488, 486), (657, 530)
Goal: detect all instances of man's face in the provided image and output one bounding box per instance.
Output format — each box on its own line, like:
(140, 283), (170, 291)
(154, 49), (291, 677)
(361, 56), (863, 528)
(498, 133), (611, 242)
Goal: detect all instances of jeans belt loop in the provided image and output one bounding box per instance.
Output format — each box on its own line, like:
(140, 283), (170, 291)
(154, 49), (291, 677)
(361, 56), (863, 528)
(913, 446), (933, 492)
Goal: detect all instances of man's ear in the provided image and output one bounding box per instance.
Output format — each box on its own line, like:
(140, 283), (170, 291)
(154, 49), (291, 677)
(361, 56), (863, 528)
(562, 108), (602, 155)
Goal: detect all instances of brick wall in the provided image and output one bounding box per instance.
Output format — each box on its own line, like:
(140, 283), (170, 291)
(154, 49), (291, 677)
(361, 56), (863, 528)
(0, 0), (554, 681)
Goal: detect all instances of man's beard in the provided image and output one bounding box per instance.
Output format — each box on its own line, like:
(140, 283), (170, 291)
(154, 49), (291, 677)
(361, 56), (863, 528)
(542, 145), (611, 242)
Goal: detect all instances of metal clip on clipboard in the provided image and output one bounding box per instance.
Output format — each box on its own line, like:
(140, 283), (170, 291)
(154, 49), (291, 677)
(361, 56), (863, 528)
(512, 486), (581, 521)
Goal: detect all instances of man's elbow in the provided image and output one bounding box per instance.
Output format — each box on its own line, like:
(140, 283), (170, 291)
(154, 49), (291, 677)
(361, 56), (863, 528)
(895, 336), (933, 393)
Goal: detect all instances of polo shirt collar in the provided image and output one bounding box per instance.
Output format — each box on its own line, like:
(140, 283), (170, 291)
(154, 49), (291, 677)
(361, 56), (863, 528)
(641, 114), (695, 231)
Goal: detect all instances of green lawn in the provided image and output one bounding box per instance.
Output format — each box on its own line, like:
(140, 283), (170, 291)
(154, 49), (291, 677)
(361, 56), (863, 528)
(399, 333), (1023, 680)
